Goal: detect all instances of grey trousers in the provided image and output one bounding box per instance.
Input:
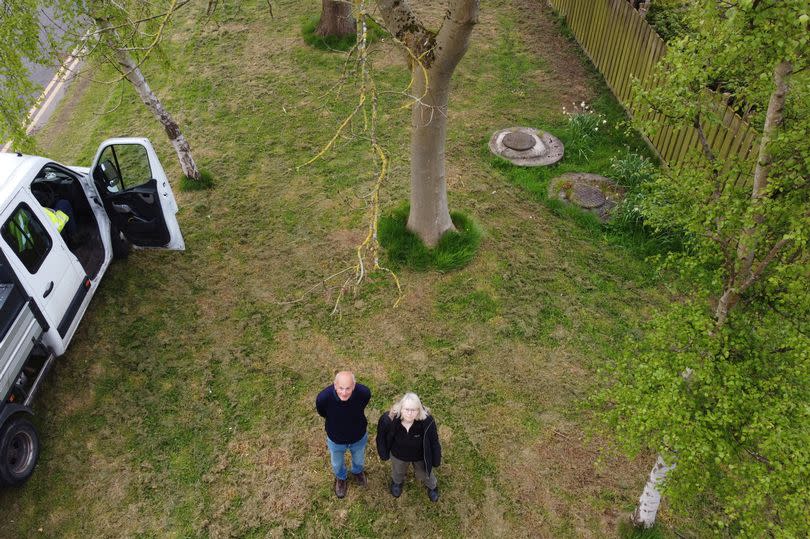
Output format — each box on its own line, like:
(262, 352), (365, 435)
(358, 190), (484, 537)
(390, 455), (438, 489)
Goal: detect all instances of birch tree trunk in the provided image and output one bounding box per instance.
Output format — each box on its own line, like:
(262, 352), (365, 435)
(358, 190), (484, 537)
(631, 455), (675, 528)
(316, 0), (355, 38)
(377, 0), (480, 247)
(714, 60), (792, 326)
(96, 18), (201, 181)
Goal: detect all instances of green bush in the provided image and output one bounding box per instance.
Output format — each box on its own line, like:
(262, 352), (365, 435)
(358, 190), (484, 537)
(378, 204), (482, 272)
(647, 2), (691, 43)
(565, 113), (600, 162)
(610, 152), (656, 190)
(607, 152), (682, 253)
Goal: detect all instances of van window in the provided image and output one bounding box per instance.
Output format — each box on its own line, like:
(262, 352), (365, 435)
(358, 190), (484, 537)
(1, 204), (53, 273)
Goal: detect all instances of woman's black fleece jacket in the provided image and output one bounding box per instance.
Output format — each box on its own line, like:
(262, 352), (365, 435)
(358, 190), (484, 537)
(376, 413), (442, 477)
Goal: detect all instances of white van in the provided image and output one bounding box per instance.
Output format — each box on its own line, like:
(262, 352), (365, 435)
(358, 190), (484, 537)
(0, 138), (183, 486)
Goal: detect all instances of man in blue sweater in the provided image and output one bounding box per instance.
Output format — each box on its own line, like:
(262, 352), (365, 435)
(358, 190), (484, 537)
(315, 371), (371, 498)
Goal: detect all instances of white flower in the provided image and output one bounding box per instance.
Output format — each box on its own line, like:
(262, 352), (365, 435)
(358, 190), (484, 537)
(580, 101), (586, 107)
(602, 119), (607, 124)
(594, 127), (599, 131)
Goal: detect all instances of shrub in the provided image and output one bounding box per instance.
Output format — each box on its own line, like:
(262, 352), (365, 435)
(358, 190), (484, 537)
(607, 152), (682, 252)
(610, 151), (656, 190)
(646, 1), (691, 43)
(609, 152), (656, 229)
(563, 102), (608, 162)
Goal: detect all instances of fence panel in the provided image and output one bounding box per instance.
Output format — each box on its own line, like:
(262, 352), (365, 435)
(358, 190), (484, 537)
(546, 0), (758, 168)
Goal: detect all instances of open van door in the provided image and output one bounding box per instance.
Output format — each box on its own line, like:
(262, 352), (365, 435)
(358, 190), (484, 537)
(90, 138), (184, 250)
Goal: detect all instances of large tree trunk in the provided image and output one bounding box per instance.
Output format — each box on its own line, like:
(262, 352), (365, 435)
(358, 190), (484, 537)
(96, 18), (201, 181)
(631, 455), (675, 528)
(377, 0), (480, 247)
(407, 65), (454, 247)
(714, 60), (792, 326)
(315, 0), (355, 38)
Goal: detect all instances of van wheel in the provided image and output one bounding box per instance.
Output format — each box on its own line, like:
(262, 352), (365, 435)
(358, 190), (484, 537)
(0, 416), (40, 487)
(111, 224), (130, 260)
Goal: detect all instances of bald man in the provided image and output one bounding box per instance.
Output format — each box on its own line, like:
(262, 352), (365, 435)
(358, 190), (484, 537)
(315, 371), (371, 498)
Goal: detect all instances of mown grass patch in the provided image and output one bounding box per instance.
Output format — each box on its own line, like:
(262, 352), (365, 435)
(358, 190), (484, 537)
(0, 0), (707, 536)
(378, 203), (482, 272)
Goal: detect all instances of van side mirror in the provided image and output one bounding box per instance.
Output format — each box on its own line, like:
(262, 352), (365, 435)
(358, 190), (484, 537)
(94, 158), (123, 192)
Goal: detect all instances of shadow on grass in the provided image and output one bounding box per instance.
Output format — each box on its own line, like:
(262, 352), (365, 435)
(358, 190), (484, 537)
(378, 203), (482, 272)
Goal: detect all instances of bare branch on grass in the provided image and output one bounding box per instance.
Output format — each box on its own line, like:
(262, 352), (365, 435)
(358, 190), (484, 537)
(298, 1), (405, 313)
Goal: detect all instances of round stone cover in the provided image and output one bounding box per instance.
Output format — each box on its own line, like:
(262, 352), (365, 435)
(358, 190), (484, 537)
(489, 127), (564, 166)
(502, 131), (536, 151)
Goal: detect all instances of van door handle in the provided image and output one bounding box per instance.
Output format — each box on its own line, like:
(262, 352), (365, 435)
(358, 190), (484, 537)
(43, 281), (54, 298)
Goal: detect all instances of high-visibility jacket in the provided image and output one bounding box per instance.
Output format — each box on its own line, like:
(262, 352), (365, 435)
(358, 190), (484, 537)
(42, 207), (69, 233)
(10, 210), (33, 251)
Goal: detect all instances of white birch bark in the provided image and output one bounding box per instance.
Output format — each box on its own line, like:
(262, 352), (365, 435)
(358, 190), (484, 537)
(631, 455), (675, 528)
(95, 18), (201, 181)
(377, 0), (480, 247)
(714, 60), (792, 326)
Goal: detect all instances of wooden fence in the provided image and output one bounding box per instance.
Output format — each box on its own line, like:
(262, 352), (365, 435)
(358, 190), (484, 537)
(547, 0), (759, 167)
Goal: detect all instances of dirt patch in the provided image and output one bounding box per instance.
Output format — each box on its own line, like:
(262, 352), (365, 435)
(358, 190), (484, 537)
(502, 429), (642, 536)
(328, 228), (367, 250)
(207, 433), (320, 535)
(512, 0), (597, 107)
(481, 481), (513, 536)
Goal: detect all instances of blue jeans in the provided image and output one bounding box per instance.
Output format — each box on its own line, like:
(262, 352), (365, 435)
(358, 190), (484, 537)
(326, 432), (367, 480)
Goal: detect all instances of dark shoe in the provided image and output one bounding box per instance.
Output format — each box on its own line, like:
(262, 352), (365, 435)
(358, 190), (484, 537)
(352, 471), (368, 487)
(427, 486), (439, 502)
(389, 481), (403, 498)
(335, 478), (347, 498)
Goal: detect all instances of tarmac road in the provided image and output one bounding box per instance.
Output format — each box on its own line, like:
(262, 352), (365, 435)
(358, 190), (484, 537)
(1, 9), (81, 153)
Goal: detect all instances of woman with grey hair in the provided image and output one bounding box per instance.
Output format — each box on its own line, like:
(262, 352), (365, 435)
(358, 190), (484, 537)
(376, 392), (442, 502)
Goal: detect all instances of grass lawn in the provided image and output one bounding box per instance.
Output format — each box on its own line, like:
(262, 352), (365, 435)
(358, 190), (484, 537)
(2, 0), (704, 536)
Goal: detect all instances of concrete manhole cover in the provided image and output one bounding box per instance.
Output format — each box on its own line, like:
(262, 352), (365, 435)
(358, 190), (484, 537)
(489, 127), (564, 166)
(503, 131), (536, 151)
(548, 173), (626, 222)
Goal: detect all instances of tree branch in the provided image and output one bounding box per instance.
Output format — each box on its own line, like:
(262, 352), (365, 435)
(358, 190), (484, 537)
(432, 0), (479, 75)
(694, 111), (715, 162)
(376, 0), (434, 61)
